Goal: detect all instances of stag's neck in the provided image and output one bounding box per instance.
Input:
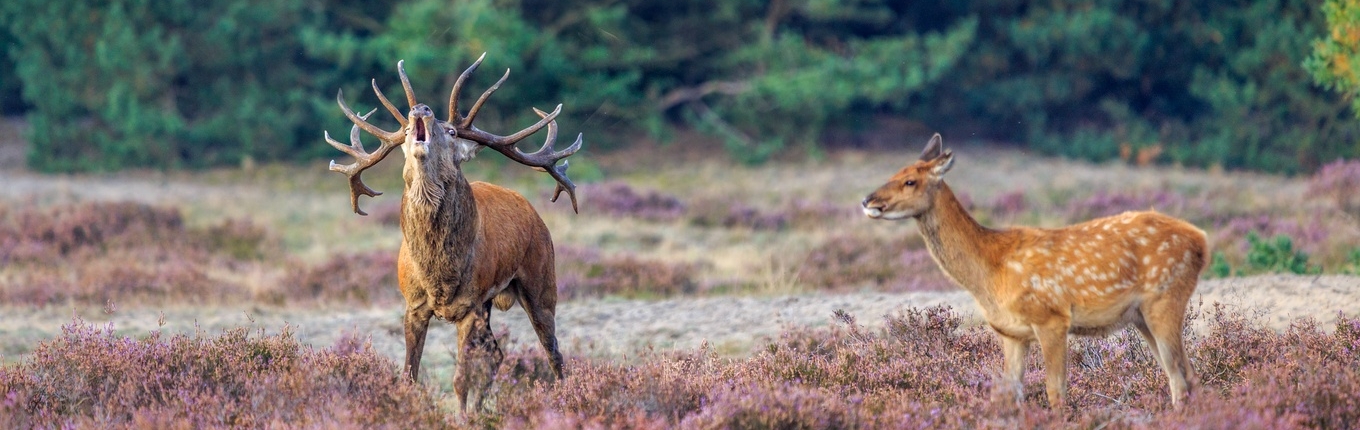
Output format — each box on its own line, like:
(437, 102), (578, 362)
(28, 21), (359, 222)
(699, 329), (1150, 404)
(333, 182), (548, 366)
(401, 164), (479, 288)
(916, 182), (1009, 300)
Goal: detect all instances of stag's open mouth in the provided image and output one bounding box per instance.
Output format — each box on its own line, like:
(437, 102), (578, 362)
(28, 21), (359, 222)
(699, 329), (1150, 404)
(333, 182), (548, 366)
(414, 118), (428, 143)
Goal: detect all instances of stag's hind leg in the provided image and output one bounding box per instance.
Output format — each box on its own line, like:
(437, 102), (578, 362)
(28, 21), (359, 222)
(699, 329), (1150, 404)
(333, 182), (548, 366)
(515, 277), (565, 380)
(452, 303), (503, 413)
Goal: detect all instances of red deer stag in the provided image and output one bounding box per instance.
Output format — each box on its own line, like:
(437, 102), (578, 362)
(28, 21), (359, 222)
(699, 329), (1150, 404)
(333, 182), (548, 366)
(325, 55), (580, 412)
(861, 134), (1206, 408)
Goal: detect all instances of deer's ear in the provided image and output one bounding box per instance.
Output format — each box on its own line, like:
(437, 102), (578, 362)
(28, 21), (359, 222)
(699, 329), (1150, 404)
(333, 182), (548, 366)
(930, 150), (955, 177)
(919, 133), (944, 161)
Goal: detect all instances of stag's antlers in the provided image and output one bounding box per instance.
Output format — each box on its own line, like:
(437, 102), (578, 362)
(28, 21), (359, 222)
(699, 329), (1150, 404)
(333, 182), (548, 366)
(447, 55), (582, 213)
(325, 55), (582, 215)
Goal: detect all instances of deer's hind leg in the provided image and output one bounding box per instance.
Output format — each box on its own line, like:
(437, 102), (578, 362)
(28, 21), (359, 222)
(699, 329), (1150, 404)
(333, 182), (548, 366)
(1140, 286), (1196, 406)
(515, 273), (565, 380)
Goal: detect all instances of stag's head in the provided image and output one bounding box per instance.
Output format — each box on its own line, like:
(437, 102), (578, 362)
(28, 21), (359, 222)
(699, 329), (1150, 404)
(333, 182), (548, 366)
(861, 133), (955, 220)
(326, 55), (582, 215)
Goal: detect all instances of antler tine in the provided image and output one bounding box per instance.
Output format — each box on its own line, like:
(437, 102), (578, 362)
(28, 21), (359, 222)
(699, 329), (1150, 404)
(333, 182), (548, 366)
(461, 68), (511, 129)
(449, 52), (487, 123)
(398, 60), (417, 110)
(328, 93), (405, 216)
(336, 89), (403, 143)
(372, 79), (406, 127)
(473, 106), (582, 213)
(460, 103), (562, 146)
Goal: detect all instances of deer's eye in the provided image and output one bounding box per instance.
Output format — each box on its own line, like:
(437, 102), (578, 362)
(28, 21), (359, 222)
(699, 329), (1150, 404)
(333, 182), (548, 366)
(904, 180), (917, 187)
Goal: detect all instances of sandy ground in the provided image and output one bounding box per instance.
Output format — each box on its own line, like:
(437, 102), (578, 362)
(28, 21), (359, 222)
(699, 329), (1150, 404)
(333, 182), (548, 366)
(3, 275), (1356, 382)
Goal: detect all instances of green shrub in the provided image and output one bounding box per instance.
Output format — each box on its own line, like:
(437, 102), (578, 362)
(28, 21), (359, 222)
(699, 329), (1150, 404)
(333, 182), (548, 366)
(1342, 249), (1360, 275)
(1244, 232), (1319, 275)
(1210, 252), (1234, 278)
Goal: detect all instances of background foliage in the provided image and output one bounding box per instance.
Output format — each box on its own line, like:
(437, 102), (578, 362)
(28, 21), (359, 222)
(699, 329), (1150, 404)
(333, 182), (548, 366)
(0, 0), (1356, 172)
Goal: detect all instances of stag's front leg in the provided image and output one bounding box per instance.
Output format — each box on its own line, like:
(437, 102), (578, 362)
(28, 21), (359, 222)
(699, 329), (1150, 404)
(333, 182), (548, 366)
(403, 302), (435, 382)
(453, 304), (503, 414)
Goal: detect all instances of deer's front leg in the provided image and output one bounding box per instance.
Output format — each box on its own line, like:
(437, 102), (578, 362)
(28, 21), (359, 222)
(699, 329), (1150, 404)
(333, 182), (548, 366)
(403, 302), (435, 382)
(999, 334), (1030, 404)
(1033, 321), (1070, 410)
(453, 305), (502, 414)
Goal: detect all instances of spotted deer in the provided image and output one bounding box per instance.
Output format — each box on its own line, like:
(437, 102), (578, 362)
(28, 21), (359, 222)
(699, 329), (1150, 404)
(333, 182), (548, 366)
(325, 55), (580, 412)
(861, 134), (1206, 408)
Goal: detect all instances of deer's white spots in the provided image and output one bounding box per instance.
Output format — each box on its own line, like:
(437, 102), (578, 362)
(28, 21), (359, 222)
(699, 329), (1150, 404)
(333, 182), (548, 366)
(1147, 227), (1157, 235)
(1136, 237), (1149, 246)
(1143, 255), (1151, 264)
(1008, 261), (1025, 273)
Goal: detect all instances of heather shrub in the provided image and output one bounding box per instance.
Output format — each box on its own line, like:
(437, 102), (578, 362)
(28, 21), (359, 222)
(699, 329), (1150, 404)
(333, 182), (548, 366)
(687, 197), (788, 231)
(576, 181), (686, 222)
(783, 199), (860, 230)
(554, 245), (704, 300)
(0, 201), (184, 262)
(368, 198), (404, 227)
(196, 217), (278, 260)
(0, 202), (279, 306)
(0, 321), (447, 428)
(1307, 158), (1360, 220)
(1063, 189), (1189, 222)
(0, 201), (488, 307)
(476, 304), (1360, 428)
(988, 190), (1028, 220)
(797, 235), (952, 292)
(274, 250), (401, 306)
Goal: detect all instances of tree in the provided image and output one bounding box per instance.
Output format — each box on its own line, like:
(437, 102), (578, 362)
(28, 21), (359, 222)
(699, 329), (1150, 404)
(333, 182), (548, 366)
(1307, 0), (1360, 118)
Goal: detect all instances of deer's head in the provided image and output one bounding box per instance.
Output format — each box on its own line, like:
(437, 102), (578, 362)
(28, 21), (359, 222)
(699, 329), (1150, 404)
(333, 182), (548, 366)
(326, 55), (582, 215)
(861, 133), (955, 220)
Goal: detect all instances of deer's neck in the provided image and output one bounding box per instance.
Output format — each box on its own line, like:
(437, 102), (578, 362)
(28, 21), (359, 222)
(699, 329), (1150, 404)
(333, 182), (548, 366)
(401, 163), (479, 289)
(916, 182), (1007, 300)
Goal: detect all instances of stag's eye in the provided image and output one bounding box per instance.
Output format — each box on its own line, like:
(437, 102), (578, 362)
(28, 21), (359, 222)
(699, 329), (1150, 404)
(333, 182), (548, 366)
(904, 180), (917, 187)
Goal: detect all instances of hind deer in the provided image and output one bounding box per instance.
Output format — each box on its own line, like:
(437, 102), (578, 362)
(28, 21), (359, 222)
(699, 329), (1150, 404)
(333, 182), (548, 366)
(861, 134), (1206, 409)
(324, 55), (580, 412)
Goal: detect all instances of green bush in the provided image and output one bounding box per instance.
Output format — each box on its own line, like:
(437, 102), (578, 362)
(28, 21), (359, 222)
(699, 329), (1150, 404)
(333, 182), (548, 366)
(1342, 249), (1360, 275)
(1212, 232), (1321, 277)
(1244, 232), (1319, 275)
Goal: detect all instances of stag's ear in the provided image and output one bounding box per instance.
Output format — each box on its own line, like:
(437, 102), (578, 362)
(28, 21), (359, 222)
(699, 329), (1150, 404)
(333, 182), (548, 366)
(919, 133), (944, 161)
(930, 150), (955, 177)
